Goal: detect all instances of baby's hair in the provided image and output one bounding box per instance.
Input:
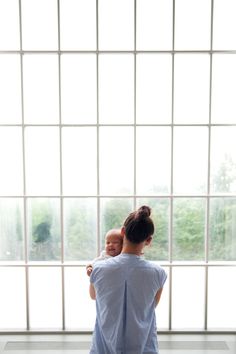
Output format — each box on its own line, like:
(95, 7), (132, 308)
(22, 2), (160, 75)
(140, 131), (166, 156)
(106, 228), (122, 239)
(123, 205), (154, 244)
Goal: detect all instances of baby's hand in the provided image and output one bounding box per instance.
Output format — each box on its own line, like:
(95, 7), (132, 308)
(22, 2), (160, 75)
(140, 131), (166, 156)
(86, 265), (93, 276)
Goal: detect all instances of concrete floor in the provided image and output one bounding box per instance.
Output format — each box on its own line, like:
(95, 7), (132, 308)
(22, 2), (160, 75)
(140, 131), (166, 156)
(0, 333), (236, 353)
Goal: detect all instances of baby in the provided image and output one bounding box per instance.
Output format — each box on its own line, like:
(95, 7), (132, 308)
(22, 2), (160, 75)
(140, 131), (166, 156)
(86, 228), (123, 276)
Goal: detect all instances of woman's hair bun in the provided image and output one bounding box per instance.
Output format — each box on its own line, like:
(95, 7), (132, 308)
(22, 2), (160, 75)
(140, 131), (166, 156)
(123, 205), (154, 243)
(136, 205), (151, 219)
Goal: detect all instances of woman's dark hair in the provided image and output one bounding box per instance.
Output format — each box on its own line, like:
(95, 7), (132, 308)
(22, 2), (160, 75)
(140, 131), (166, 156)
(123, 205), (154, 244)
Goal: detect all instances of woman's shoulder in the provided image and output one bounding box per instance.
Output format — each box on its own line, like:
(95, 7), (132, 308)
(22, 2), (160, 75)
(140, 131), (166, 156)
(140, 259), (167, 275)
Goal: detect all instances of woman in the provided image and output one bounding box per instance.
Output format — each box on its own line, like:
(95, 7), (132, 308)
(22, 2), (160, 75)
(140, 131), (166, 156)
(89, 205), (167, 354)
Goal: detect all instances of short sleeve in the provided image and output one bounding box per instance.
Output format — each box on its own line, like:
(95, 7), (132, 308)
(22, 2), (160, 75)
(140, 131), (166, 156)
(160, 267), (167, 287)
(90, 266), (97, 284)
(155, 266), (167, 289)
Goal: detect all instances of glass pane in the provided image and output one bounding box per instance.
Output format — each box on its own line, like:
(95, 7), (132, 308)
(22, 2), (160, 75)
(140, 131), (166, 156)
(0, 127), (23, 196)
(62, 128), (97, 196)
(64, 267), (96, 330)
(211, 127), (236, 194)
(23, 55), (59, 124)
(0, 198), (24, 261)
(173, 127), (208, 194)
(99, 0), (134, 50)
(211, 54), (236, 124)
(213, 0), (236, 50)
(208, 267), (236, 329)
(0, 55), (21, 124)
(175, 0), (211, 50)
(136, 127), (171, 195)
(27, 198), (61, 262)
(209, 198), (236, 261)
(174, 54), (210, 124)
(137, 0), (172, 50)
(173, 198), (206, 261)
(99, 127), (134, 195)
(0, 267), (26, 329)
(64, 198), (97, 261)
(172, 267), (205, 329)
(0, 0), (20, 50)
(28, 267), (62, 329)
(136, 198), (169, 261)
(60, 0), (96, 50)
(136, 54), (172, 124)
(25, 127), (60, 196)
(100, 198), (133, 248)
(61, 54), (96, 124)
(21, 0), (58, 50)
(99, 54), (134, 124)
(155, 267), (169, 330)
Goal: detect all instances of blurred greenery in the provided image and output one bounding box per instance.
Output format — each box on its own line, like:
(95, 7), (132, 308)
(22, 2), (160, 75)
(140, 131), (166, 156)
(209, 198), (236, 261)
(100, 199), (133, 249)
(0, 200), (23, 261)
(1, 157), (236, 262)
(136, 199), (169, 261)
(64, 199), (96, 261)
(29, 199), (60, 261)
(173, 198), (205, 261)
(209, 154), (236, 260)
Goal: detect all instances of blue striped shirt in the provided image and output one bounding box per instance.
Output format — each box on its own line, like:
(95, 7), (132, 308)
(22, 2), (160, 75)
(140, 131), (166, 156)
(90, 253), (167, 354)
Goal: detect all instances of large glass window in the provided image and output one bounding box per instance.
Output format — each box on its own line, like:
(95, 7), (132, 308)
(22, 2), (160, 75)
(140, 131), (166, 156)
(0, 0), (236, 332)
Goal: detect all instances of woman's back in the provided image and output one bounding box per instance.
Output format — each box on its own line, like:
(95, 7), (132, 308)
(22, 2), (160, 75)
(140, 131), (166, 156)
(90, 253), (167, 354)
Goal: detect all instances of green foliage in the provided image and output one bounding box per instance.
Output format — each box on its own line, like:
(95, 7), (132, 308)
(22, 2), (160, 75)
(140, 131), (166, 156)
(173, 199), (205, 260)
(101, 199), (133, 247)
(138, 199), (169, 261)
(212, 154), (236, 193)
(210, 199), (236, 260)
(0, 201), (24, 261)
(210, 155), (236, 260)
(64, 201), (96, 261)
(1, 154), (232, 263)
(16, 205), (23, 242)
(34, 222), (51, 243)
(29, 199), (60, 261)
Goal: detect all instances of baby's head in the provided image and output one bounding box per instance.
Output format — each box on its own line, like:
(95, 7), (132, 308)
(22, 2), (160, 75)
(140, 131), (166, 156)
(105, 229), (123, 257)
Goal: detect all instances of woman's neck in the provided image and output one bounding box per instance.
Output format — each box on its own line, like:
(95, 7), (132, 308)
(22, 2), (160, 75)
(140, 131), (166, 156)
(121, 238), (145, 256)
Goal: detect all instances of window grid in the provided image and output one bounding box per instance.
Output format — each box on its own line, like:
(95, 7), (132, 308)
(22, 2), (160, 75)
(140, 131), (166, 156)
(0, 0), (236, 332)
(18, 0), (30, 331)
(57, 0), (66, 331)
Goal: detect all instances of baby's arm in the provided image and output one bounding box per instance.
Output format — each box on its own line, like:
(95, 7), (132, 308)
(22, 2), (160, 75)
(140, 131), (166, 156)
(86, 251), (107, 276)
(86, 264), (93, 276)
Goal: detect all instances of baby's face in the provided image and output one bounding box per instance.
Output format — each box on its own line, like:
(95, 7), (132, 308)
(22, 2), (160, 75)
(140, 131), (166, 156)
(105, 234), (123, 257)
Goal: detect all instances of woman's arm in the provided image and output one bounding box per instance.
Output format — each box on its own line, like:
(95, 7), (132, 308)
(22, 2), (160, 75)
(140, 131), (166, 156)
(89, 283), (96, 300)
(155, 287), (163, 307)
